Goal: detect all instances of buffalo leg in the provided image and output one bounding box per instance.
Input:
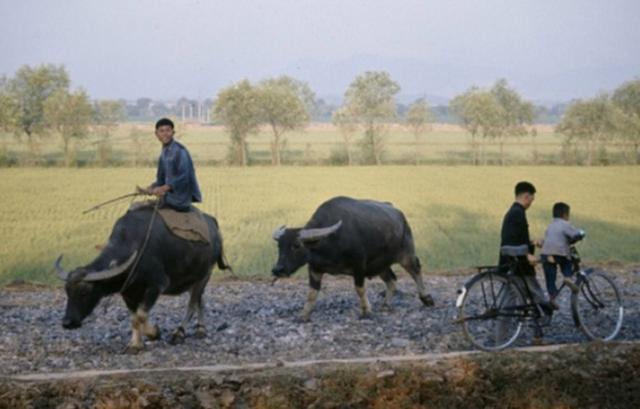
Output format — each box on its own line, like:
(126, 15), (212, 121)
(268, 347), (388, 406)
(140, 286), (162, 341)
(122, 288), (161, 353)
(401, 255), (434, 306)
(354, 275), (372, 318)
(301, 269), (323, 322)
(193, 273), (210, 338)
(380, 268), (397, 309)
(171, 272), (209, 343)
(170, 299), (195, 345)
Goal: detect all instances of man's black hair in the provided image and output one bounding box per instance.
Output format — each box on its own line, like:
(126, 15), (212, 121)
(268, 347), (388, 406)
(155, 118), (174, 130)
(514, 181), (536, 196)
(553, 202), (570, 218)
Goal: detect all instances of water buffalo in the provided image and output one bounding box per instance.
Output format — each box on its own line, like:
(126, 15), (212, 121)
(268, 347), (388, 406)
(55, 205), (230, 353)
(271, 196), (434, 321)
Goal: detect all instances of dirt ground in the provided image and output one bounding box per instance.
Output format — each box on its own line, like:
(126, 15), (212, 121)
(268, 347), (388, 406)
(1, 342), (639, 409)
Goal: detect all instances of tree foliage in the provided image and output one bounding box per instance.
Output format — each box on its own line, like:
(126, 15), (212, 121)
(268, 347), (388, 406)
(213, 80), (262, 166)
(405, 99), (433, 165)
(93, 100), (125, 165)
(612, 79), (640, 163)
(257, 76), (313, 165)
(450, 87), (502, 164)
(0, 76), (18, 132)
(344, 71), (400, 165)
(332, 106), (357, 165)
(44, 89), (93, 166)
(556, 95), (621, 165)
(450, 80), (534, 164)
(9, 64), (70, 138)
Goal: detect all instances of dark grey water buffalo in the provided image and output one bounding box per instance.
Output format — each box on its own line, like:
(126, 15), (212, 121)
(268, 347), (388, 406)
(55, 206), (230, 352)
(271, 196), (434, 321)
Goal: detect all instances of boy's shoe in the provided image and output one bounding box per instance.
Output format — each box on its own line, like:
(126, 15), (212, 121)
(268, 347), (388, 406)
(531, 336), (552, 346)
(563, 278), (580, 294)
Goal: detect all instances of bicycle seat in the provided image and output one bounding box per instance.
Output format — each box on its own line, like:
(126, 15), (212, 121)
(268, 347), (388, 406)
(500, 244), (529, 257)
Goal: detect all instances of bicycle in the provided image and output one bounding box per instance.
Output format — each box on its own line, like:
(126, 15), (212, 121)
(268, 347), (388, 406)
(455, 237), (624, 351)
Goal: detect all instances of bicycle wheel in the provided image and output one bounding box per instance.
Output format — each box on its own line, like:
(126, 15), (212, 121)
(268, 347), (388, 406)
(571, 271), (624, 341)
(458, 273), (525, 351)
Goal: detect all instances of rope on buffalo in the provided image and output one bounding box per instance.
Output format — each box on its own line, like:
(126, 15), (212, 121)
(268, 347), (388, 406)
(118, 199), (160, 293)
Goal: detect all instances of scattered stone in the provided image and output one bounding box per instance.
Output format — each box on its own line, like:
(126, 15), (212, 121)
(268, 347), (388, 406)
(219, 390), (236, 407)
(376, 369), (395, 379)
(391, 337), (411, 348)
(0, 272), (637, 376)
(304, 378), (319, 390)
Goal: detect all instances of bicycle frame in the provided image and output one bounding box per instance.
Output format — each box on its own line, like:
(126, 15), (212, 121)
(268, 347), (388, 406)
(456, 267), (543, 324)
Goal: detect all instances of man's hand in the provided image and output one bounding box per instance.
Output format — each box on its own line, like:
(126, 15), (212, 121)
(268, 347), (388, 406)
(532, 239), (544, 248)
(136, 185), (151, 195)
(527, 254), (538, 265)
(151, 184), (171, 197)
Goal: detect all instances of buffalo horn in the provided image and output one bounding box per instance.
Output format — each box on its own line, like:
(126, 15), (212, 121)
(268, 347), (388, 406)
(54, 255), (70, 281)
(299, 220), (343, 242)
(272, 225), (287, 241)
(83, 251), (138, 282)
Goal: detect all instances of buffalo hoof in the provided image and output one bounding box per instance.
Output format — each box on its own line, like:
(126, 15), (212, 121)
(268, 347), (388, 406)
(297, 315), (311, 324)
(381, 303), (394, 313)
(359, 312), (373, 320)
(194, 325), (207, 339)
(146, 325), (161, 341)
(169, 327), (186, 345)
(124, 344), (144, 355)
(378, 289), (405, 299)
(420, 294), (435, 306)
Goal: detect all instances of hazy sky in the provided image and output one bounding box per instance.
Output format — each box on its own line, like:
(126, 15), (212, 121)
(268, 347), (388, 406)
(1, 0), (639, 102)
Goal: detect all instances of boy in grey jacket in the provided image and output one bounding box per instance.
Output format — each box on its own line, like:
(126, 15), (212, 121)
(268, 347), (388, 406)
(541, 202), (585, 299)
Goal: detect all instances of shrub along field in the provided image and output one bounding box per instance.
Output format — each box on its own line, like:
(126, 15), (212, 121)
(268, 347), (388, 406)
(1, 122), (635, 166)
(0, 166), (638, 285)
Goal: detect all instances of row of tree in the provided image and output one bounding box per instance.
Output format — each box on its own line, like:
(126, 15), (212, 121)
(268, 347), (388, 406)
(1, 63), (639, 166)
(0, 65), (125, 165)
(213, 77), (315, 166)
(557, 83), (640, 165)
(213, 72), (639, 166)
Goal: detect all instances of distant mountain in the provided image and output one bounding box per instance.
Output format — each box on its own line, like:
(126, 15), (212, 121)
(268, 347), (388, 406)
(278, 54), (639, 105)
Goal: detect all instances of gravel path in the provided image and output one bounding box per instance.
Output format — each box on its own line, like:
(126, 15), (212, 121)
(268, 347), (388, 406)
(1, 269), (638, 376)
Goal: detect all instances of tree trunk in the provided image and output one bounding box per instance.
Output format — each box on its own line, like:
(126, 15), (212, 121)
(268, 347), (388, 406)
(635, 142), (639, 165)
(271, 124), (281, 166)
(240, 138), (247, 167)
(415, 134), (420, 166)
(344, 136), (352, 166)
(481, 139), (486, 165)
(471, 134), (477, 165)
(62, 136), (70, 167)
(374, 132), (382, 166)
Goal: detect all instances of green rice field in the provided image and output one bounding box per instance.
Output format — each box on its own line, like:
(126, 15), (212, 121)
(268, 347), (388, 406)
(0, 166), (638, 285)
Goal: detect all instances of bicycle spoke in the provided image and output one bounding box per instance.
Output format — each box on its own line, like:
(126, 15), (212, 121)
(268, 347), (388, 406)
(572, 272), (624, 342)
(459, 273), (524, 351)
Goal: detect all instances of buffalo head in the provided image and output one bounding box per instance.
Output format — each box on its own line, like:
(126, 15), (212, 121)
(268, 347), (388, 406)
(271, 221), (342, 278)
(55, 252), (137, 329)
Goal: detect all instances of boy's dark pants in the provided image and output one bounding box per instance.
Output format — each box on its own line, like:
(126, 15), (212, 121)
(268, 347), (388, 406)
(541, 255), (573, 298)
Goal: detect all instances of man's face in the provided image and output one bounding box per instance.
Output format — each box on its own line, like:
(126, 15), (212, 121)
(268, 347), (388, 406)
(521, 193), (535, 209)
(155, 125), (174, 145)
